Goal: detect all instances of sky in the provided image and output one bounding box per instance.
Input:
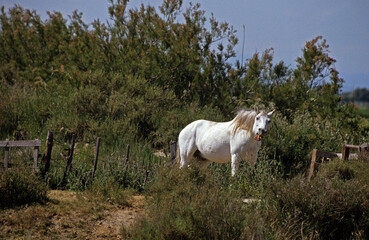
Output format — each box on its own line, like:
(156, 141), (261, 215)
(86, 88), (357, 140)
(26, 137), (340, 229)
(1, 0), (369, 92)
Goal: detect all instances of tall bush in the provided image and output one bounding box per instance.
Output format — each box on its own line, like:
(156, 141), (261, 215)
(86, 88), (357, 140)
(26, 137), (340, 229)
(0, 167), (48, 208)
(270, 160), (369, 239)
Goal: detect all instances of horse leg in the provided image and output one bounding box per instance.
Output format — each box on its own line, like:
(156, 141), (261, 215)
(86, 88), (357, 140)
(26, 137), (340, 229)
(193, 150), (212, 169)
(178, 137), (197, 168)
(178, 121), (204, 168)
(231, 153), (240, 176)
(179, 148), (197, 168)
(196, 159), (212, 169)
(179, 151), (188, 168)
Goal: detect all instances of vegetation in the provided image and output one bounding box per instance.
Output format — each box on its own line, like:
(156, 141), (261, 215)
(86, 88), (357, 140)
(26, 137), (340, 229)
(0, 167), (48, 208)
(127, 167), (251, 239)
(126, 159), (369, 239)
(0, 189), (143, 239)
(342, 88), (369, 120)
(270, 159), (369, 239)
(342, 88), (369, 103)
(1, 0), (367, 176)
(1, 0), (369, 239)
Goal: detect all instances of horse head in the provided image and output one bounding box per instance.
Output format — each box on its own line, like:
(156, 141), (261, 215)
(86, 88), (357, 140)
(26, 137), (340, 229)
(253, 108), (275, 141)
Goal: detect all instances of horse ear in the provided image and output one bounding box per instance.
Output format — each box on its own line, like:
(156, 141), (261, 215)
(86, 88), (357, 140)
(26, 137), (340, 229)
(267, 109), (275, 117)
(254, 106), (259, 113)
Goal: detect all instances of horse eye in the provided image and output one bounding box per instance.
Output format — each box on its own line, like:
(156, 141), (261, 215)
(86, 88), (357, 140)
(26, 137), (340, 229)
(256, 117), (260, 121)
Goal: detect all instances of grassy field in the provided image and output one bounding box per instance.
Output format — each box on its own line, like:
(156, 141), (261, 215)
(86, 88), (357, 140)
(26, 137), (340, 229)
(2, 157), (369, 239)
(358, 105), (369, 118)
(1, 1), (369, 239)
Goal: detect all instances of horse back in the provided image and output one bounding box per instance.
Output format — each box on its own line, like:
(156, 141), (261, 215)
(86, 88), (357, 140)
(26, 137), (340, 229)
(178, 120), (232, 163)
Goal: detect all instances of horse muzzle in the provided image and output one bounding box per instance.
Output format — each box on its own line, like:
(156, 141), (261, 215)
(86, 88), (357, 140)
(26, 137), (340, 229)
(255, 133), (265, 141)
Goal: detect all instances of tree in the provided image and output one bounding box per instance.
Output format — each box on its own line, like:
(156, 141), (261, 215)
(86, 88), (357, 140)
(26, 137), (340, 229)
(105, 0), (238, 112)
(266, 36), (343, 120)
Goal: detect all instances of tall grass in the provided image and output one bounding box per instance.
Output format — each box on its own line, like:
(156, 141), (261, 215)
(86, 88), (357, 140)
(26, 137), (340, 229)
(125, 167), (258, 239)
(0, 167), (48, 208)
(83, 176), (136, 206)
(125, 159), (283, 239)
(43, 134), (168, 192)
(125, 158), (369, 239)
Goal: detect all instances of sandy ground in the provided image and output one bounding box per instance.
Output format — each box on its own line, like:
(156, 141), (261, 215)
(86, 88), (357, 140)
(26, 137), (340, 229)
(0, 190), (145, 239)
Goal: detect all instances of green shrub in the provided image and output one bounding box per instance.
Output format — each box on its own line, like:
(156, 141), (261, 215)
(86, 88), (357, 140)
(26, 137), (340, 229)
(0, 167), (48, 208)
(84, 176), (135, 206)
(1, 3), (367, 175)
(269, 159), (369, 239)
(43, 137), (166, 192)
(262, 111), (361, 175)
(358, 106), (369, 119)
(105, 141), (166, 191)
(126, 167), (268, 240)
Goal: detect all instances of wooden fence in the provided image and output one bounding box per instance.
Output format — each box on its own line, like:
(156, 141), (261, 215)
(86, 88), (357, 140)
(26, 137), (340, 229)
(1, 132), (177, 185)
(1, 133), (103, 185)
(3, 129), (368, 184)
(1, 139), (41, 171)
(308, 142), (369, 181)
(3, 130), (368, 184)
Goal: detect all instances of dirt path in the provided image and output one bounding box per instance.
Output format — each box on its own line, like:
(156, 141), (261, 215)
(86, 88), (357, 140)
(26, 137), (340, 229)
(0, 190), (145, 239)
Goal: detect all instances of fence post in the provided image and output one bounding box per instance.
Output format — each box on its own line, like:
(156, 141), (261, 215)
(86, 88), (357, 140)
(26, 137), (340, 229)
(33, 139), (39, 171)
(92, 137), (101, 180)
(170, 141), (176, 165)
(308, 149), (317, 182)
(4, 139), (9, 169)
(62, 135), (75, 184)
(342, 144), (350, 160)
(42, 131), (53, 177)
(123, 144), (130, 180)
(125, 144), (130, 164)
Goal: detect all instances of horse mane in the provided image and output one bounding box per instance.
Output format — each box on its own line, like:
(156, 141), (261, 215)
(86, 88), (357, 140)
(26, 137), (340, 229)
(231, 109), (265, 135)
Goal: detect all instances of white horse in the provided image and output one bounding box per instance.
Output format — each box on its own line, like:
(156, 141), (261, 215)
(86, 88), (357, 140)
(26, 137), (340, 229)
(178, 107), (274, 176)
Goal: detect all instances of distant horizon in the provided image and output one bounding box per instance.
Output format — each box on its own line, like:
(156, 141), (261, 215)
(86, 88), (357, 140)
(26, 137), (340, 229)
(1, 0), (368, 92)
(340, 73), (368, 92)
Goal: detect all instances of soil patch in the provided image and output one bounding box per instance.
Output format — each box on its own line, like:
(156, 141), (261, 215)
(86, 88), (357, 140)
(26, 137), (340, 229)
(0, 190), (145, 239)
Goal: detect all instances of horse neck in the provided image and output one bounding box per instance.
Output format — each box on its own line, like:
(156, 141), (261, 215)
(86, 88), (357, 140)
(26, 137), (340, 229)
(231, 110), (256, 135)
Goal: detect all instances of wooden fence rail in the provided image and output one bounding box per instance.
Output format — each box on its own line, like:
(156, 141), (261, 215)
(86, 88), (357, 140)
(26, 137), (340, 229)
(308, 149), (338, 181)
(1, 139), (42, 171)
(1, 136), (194, 184)
(308, 142), (369, 181)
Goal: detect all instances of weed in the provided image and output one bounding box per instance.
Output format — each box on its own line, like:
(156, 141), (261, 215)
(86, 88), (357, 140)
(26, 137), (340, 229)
(0, 167), (48, 208)
(126, 166), (269, 239)
(84, 176), (136, 206)
(270, 159), (369, 239)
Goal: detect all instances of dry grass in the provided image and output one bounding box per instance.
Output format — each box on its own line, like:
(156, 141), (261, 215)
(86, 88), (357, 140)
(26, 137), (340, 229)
(0, 190), (145, 239)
